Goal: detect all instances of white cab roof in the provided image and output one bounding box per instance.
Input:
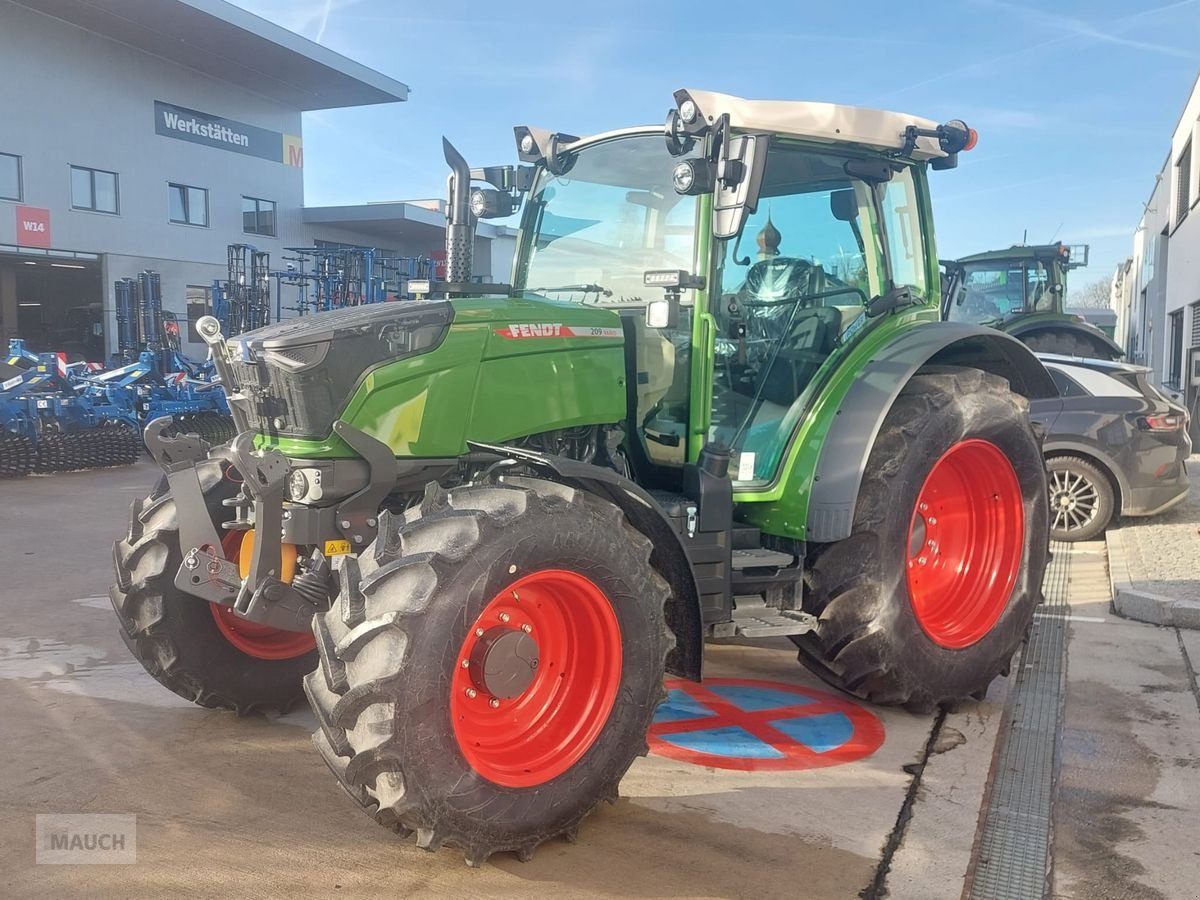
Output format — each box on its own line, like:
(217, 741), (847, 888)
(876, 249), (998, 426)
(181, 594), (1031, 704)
(684, 89), (948, 160)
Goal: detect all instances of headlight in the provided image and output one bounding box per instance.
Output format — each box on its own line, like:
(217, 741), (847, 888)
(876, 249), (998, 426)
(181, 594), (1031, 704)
(469, 189), (488, 218)
(288, 469), (309, 502)
(679, 98), (698, 124)
(672, 161), (695, 193)
(519, 133), (536, 155)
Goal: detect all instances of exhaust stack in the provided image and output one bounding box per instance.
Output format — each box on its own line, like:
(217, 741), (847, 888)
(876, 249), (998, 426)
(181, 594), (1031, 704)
(442, 138), (474, 284)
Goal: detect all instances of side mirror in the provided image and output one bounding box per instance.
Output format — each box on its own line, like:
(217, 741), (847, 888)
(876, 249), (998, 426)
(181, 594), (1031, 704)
(830, 189), (858, 222)
(713, 133), (766, 239)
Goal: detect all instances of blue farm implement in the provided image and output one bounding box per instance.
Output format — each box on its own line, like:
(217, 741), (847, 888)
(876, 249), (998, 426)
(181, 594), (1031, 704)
(1, 341), (140, 478)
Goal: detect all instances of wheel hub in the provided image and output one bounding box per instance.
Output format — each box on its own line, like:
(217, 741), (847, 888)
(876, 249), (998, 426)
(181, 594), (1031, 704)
(450, 569), (622, 788)
(905, 439), (1025, 649)
(467, 626), (539, 699)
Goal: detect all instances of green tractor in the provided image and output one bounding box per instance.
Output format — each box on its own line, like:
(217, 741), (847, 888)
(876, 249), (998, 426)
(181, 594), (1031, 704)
(111, 89), (1053, 865)
(942, 242), (1124, 359)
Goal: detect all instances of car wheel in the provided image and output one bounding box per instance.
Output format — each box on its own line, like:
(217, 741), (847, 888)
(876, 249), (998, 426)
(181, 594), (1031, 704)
(1047, 455), (1115, 542)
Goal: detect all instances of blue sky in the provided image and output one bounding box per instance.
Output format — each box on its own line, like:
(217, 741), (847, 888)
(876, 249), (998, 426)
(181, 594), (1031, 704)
(233, 0), (1200, 289)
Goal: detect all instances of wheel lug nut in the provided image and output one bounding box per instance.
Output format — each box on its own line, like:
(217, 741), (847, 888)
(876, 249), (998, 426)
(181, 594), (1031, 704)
(465, 688), (477, 699)
(475, 628), (484, 637)
(489, 698), (500, 709)
(919, 503), (928, 511)
(521, 624), (532, 634)
(499, 612), (510, 623)
(918, 556), (927, 565)
(460, 659), (470, 668)
(927, 517), (937, 525)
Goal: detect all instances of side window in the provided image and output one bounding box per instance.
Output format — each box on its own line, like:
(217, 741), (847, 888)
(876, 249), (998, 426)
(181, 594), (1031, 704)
(1048, 367), (1088, 398)
(879, 166), (927, 298)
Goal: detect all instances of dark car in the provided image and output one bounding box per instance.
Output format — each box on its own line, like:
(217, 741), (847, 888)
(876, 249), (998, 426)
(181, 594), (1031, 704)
(1031, 354), (1191, 542)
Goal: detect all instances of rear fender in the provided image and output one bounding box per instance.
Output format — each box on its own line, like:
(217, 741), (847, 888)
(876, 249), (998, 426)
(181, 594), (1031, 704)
(1008, 319), (1125, 360)
(807, 323), (1057, 542)
(468, 441), (704, 681)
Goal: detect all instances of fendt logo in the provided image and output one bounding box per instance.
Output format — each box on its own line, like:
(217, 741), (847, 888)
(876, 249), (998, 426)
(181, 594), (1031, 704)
(494, 324), (624, 340)
(15, 206), (51, 248)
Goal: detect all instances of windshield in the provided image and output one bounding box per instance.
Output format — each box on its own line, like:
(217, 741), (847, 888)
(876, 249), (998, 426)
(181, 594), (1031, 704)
(948, 261), (1028, 325)
(514, 134), (698, 304)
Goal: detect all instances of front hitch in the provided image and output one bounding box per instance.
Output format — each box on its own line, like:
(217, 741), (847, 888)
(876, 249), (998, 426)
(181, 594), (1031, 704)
(145, 417), (321, 633)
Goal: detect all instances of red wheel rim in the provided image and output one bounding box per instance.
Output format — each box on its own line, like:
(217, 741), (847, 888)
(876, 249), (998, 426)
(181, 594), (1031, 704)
(451, 569), (623, 788)
(208, 531), (317, 660)
(905, 439), (1024, 649)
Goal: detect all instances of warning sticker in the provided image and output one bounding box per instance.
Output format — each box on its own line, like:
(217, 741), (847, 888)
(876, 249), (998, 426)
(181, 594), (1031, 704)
(324, 539), (352, 557)
(2, 375), (22, 391)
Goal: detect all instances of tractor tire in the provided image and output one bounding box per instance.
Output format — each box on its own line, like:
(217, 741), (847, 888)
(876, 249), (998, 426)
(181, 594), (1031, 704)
(110, 459), (317, 714)
(1021, 330), (1119, 361)
(306, 479), (672, 866)
(793, 367), (1048, 711)
(1046, 455), (1114, 542)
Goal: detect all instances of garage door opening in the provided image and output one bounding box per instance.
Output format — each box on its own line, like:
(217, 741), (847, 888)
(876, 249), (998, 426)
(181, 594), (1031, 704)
(0, 251), (104, 362)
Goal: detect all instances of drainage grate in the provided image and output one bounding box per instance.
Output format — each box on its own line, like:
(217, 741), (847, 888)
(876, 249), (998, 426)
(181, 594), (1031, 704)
(967, 542), (1072, 900)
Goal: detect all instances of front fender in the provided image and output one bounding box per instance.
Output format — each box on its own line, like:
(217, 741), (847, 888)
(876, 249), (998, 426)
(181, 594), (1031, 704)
(806, 323), (1055, 542)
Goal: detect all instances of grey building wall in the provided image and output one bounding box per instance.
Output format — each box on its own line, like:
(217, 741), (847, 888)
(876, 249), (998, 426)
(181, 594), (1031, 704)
(0, 0), (307, 352)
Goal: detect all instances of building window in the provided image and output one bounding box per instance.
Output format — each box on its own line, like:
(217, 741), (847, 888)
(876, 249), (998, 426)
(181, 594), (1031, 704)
(242, 196), (276, 237)
(1167, 309), (1183, 388)
(186, 286), (212, 343)
(0, 152), (21, 201)
(1176, 141), (1192, 227)
(169, 183), (208, 227)
(71, 165), (119, 214)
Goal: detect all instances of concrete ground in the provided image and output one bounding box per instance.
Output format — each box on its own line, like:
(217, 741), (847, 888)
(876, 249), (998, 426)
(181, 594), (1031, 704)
(1, 460), (1198, 898)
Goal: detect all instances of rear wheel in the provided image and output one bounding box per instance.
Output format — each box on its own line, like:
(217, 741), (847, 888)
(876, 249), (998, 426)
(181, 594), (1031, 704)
(110, 460), (317, 713)
(794, 367), (1048, 710)
(305, 479), (672, 865)
(1046, 455), (1114, 542)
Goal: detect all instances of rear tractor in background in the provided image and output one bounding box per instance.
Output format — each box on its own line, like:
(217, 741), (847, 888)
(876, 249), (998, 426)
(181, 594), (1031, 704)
(111, 89), (1054, 864)
(942, 242), (1123, 360)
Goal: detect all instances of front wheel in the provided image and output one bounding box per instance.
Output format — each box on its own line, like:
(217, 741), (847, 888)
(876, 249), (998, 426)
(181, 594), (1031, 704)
(110, 460), (317, 713)
(305, 479), (672, 865)
(794, 367), (1048, 710)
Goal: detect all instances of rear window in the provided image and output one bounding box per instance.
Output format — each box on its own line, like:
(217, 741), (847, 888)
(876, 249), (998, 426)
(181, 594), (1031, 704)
(1048, 367), (1088, 398)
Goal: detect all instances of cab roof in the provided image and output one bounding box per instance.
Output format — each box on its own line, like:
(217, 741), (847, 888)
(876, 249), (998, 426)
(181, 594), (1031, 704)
(958, 243), (1069, 264)
(683, 89), (949, 160)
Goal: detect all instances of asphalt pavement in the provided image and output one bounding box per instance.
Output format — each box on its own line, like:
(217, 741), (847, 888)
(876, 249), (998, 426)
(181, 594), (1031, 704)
(1, 460), (1198, 898)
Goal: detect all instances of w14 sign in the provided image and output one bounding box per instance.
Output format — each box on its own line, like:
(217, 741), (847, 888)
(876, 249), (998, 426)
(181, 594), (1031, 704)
(16, 206), (51, 248)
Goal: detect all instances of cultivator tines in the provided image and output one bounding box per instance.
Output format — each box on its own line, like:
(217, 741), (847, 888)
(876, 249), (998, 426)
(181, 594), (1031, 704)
(0, 434), (35, 479)
(32, 425), (141, 474)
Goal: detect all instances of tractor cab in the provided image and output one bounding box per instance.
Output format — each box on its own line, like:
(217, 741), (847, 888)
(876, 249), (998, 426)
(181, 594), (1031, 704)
(503, 91), (954, 494)
(942, 243), (1123, 359)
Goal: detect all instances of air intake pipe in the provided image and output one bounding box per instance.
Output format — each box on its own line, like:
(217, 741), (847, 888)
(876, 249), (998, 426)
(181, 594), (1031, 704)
(442, 138), (475, 285)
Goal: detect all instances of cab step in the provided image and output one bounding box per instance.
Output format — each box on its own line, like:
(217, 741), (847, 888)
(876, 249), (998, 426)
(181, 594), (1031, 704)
(728, 596), (817, 638)
(731, 548), (795, 570)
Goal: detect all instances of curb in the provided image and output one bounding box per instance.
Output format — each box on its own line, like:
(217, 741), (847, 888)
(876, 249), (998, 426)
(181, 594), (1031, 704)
(1107, 527), (1200, 630)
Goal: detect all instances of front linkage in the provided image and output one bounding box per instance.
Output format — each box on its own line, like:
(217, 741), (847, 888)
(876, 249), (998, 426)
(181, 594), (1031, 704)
(144, 315), (400, 636)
